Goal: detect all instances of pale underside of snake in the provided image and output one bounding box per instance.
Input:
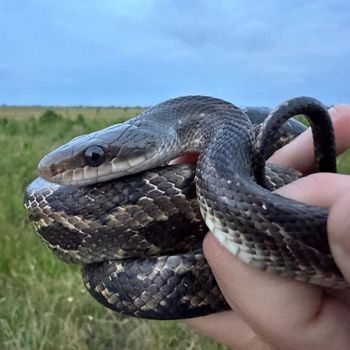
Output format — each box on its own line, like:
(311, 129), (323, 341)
(24, 95), (347, 320)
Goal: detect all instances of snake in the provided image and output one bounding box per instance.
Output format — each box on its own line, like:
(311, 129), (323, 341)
(24, 95), (347, 320)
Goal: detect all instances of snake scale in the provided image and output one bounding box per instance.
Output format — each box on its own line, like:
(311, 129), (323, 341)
(24, 96), (347, 320)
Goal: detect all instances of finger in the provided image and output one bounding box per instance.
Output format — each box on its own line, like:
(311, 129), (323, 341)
(328, 194), (350, 284)
(204, 233), (350, 349)
(185, 311), (270, 350)
(275, 173), (350, 207)
(269, 104), (350, 172)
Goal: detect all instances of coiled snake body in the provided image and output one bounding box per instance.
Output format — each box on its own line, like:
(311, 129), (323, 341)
(25, 96), (347, 319)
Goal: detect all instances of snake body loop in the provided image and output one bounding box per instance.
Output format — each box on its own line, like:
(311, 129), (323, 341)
(25, 96), (347, 320)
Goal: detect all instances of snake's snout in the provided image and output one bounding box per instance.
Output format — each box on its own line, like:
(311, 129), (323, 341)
(38, 154), (58, 181)
(38, 142), (81, 184)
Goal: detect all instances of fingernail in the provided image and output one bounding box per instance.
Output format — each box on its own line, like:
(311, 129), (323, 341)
(328, 106), (339, 119)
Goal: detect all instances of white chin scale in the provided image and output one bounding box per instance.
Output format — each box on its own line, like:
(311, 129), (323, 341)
(204, 215), (255, 265)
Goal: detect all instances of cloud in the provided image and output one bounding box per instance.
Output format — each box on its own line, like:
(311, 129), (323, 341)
(0, 0), (349, 106)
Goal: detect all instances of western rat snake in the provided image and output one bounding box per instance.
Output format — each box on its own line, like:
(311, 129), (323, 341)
(24, 96), (347, 319)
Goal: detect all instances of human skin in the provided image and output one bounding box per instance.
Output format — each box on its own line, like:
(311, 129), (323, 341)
(182, 105), (350, 349)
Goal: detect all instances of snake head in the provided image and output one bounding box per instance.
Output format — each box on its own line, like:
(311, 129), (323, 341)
(38, 122), (168, 185)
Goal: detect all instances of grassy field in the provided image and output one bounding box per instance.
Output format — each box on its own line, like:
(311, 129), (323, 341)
(1, 106), (349, 350)
(0, 107), (227, 350)
(0, 106), (144, 120)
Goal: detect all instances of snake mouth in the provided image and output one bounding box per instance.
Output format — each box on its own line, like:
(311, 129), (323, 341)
(45, 153), (199, 186)
(169, 153), (199, 166)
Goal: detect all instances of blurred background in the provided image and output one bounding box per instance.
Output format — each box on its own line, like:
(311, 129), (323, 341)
(0, 1), (349, 349)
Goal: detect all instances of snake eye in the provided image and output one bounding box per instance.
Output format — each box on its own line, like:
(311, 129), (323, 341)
(84, 146), (106, 167)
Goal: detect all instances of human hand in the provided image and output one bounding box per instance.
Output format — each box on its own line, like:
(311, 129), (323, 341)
(185, 104), (350, 349)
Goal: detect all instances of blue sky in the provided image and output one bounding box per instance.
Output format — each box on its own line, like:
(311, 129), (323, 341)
(0, 0), (349, 106)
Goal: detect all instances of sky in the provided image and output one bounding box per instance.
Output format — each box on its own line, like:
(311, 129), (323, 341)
(0, 0), (349, 107)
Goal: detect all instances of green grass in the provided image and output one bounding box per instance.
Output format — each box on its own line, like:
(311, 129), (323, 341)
(1, 106), (349, 350)
(0, 106), (144, 120)
(0, 107), (227, 350)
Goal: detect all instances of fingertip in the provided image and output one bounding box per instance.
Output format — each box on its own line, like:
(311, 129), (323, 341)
(329, 104), (350, 155)
(329, 104), (350, 119)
